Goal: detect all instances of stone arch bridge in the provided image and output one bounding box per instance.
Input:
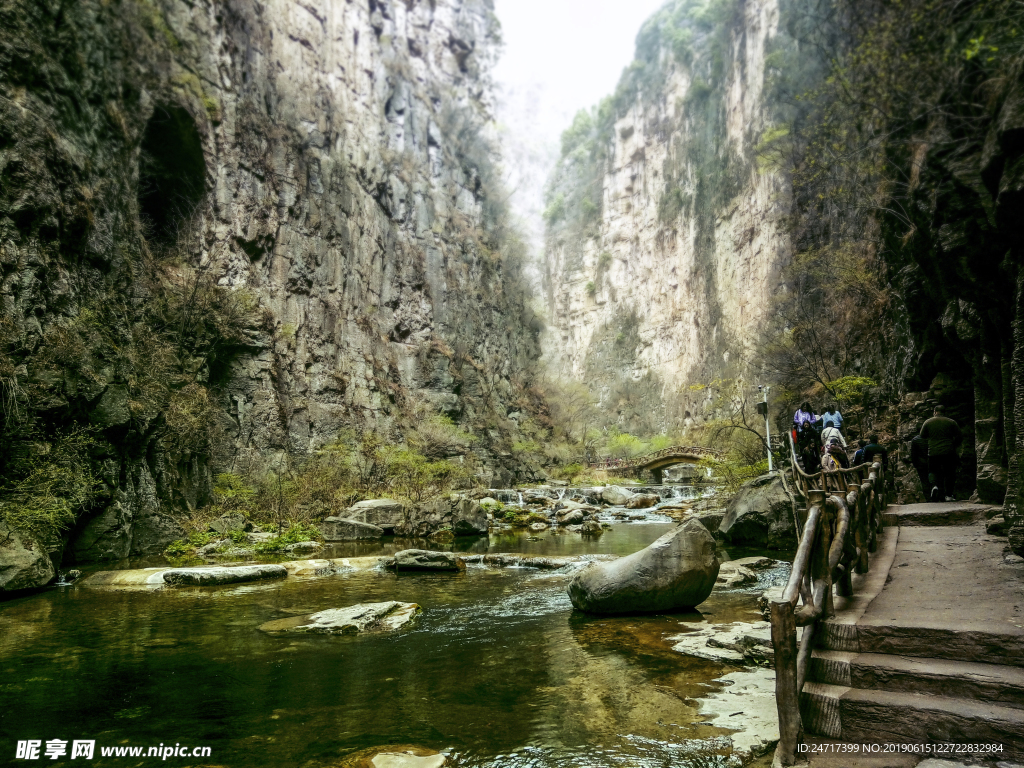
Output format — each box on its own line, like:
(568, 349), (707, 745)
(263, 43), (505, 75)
(588, 446), (724, 484)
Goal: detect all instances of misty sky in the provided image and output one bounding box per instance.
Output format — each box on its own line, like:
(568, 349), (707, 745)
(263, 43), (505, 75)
(491, 0), (667, 147)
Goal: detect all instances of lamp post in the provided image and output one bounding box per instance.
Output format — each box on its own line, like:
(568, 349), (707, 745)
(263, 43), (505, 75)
(756, 385), (773, 471)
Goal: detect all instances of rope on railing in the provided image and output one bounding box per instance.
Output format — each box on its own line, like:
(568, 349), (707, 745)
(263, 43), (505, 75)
(772, 436), (888, 766)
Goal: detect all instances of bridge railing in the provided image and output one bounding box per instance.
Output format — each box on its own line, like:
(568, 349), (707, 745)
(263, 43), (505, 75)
(585, 445), (724, 472)
(771, 435), (888, 765)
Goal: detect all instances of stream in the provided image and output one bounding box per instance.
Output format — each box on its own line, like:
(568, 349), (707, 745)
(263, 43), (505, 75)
(0, 489), (787, 767)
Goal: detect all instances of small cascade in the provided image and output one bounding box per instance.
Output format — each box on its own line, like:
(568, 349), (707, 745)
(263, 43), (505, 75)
(490, 489), (525, 507)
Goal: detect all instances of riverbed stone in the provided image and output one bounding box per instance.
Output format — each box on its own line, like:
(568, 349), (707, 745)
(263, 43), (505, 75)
(556, 509), (585, 526)
(580, 519), (603, 536)
(625, 493), (659, 509)
(393, 549), (465, 571)
(601, 486), (636, 506)
(718, 472), (795, 549)
(0, 523), (55, 592)
(259, 601), (421, 635)
(320, 517), (385, 541)
(162, 564), (288, 586)
(567, 518), (719, 613)
(716, 562), (758, 587)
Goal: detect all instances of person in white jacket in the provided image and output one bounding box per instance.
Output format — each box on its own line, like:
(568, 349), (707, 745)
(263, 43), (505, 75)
(821, 424), (846, 448)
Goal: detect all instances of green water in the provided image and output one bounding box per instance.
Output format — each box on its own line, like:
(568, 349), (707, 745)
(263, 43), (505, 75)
(0, 524), (787, 767)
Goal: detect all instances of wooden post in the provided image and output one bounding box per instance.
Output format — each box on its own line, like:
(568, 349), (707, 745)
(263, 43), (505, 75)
(772, 600), (801, 766)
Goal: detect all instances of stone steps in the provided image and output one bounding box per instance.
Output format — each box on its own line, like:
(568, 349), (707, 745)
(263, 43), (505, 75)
(810, 650), (1024, 709)
(794, 508), (1024, 759)
(881, 501), (996, 527)
(816, 619), (1024, 668)
(800, 682), (1024, 757)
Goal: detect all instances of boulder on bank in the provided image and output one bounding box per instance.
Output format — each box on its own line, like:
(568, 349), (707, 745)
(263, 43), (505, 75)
(601, 486), (636, 506)
(320, 517), (385, 541)
(394, 498), (487, 537)
(625, 493), (659, 509)
(0, 523), (55, 593)
(208, 512), (252, 535)
(567, 518), (719, 613)
(718, 472), (795, 549)
(393, 549), (465, 572)
(259, 601), (421, 635)
(162, 564), (288, 586)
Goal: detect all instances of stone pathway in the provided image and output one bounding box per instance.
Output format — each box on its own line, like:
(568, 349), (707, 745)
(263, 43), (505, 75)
(798, 503), (1024, 766)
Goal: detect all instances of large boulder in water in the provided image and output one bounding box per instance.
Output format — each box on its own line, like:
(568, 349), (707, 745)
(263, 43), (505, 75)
(625, 492), (659, 509)
(393, 549), (465, 571)
(601, 486), (636, 506)
(567, 518), (719, 613)
(718, 472), (796, 549)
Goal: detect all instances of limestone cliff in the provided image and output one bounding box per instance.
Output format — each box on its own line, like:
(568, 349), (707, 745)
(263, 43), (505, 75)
(541, 0), (792, 432)
(0, 0), (540, 573)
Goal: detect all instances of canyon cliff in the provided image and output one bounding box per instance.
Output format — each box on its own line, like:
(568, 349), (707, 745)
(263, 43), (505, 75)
(0, 0), (540, 577)
(541, 0), (792, 433)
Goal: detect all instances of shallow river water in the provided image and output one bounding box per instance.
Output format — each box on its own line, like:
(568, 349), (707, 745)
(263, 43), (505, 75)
(0, 521), (787, 768)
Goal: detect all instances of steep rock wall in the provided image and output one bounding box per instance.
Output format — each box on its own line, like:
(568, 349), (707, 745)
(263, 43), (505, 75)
(0, 0), (539, 572)
(541, 0), (791, 432)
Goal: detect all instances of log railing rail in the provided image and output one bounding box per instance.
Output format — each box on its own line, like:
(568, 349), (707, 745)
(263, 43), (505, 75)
(772, 434), (888, 765)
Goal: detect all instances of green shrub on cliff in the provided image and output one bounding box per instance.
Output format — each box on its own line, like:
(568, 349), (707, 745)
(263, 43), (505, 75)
(0, 429), (102, 545)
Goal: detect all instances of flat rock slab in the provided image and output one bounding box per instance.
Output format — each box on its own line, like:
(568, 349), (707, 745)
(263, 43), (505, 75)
(163, 564), (288, 586)
(370, 752), (445, 768)
(259, 602), (421, 635)
(696, 666), (779, 759)
(468, 553), (618, 570)
(393, 550), (464, 571)
(670, 621), (773, 664)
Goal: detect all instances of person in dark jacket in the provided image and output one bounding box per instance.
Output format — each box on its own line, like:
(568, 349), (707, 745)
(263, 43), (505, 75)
(861, 434), (888, 470)
(797, 422), (822, 472)
(853, 439), (868, 466)
(909, 428), (929, 495)
(920, 406), (961, 501)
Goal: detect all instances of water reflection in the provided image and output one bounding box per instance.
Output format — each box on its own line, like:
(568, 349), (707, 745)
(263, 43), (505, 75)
(0, 525), (779, 767)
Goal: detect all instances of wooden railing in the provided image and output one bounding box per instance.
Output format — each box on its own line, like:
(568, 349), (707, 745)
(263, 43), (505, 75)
(586, 445), (724, 471)
(771, 435), (888, 765)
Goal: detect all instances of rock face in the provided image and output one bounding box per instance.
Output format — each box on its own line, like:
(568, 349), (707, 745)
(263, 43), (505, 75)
(541, 0), (793, 430)
(258, 602), (420, 635)
(718, 472), (796, 549)
(394, 498), (487, 537)
(320, 518), (385, 541)
(0, 524), (55, 593)
(162, 564), (288, 586)
(0, 0), (541, 576)
(393, 549), (464, 572)
(342, 500), (407, 532)
(567, 518), (719, 613)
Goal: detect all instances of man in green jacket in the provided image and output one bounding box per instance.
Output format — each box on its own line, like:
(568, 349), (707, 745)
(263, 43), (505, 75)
(920, 406), (962, 502)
